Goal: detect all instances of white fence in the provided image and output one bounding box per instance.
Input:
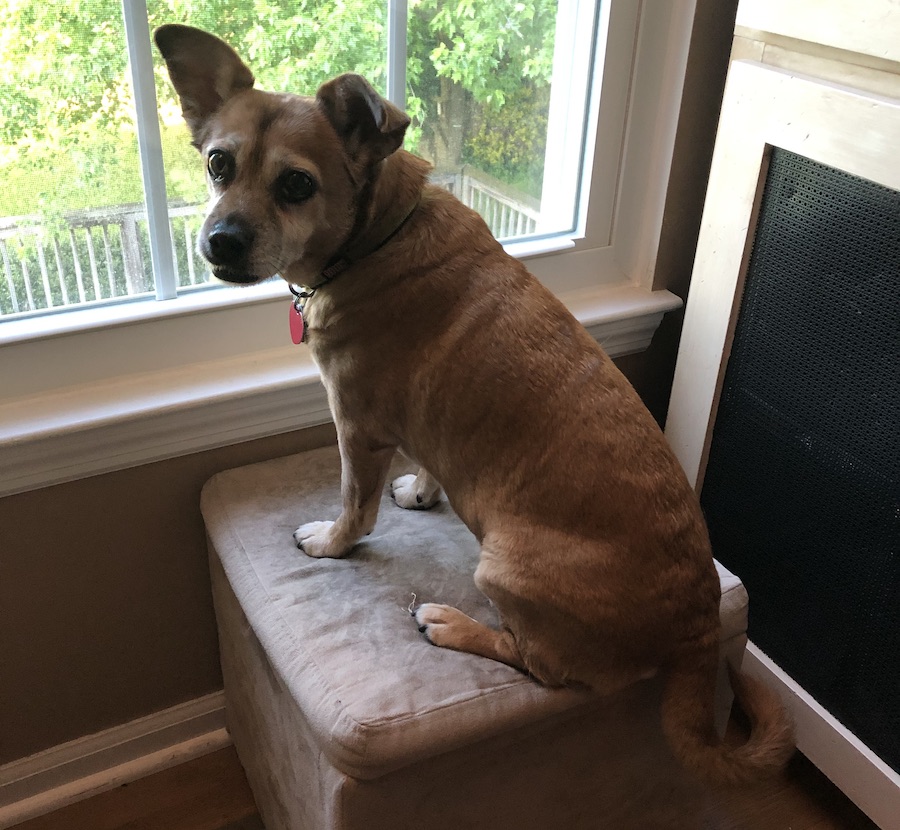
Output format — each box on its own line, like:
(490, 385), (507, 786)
(0, 202), (207, 316)
(433, 168), (540, 240)
(0, 170), (540, 318)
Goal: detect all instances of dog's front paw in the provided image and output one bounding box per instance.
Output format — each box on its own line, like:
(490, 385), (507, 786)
(293, 521), (349, 559)
(390, 473), (441, 510)
(414, 603), (475, 649)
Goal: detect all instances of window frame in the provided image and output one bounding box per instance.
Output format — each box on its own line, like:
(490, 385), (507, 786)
(0, 0), (696, 497)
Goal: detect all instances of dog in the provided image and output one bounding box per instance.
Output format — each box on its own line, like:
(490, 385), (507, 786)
(155, 24), (793, 783)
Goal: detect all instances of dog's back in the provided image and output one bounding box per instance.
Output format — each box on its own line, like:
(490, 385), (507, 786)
(343, 182), (792, 783)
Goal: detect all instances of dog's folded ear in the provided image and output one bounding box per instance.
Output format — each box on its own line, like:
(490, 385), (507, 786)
(154, 24), (255, 143)
(317, 74), (410, 167)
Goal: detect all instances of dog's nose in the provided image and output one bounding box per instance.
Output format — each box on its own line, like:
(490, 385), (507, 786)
(204, 218), (256, 266)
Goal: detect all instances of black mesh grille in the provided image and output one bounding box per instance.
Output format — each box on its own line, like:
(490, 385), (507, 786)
(700, 149), (900, 773)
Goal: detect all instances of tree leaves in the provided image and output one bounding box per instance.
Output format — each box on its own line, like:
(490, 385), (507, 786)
(0, 0), (559, 217)
(415, 0), (555, 108)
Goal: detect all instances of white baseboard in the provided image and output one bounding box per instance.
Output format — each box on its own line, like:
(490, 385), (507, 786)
(744, 642), (900, 830)
(0, 691), (229, 829)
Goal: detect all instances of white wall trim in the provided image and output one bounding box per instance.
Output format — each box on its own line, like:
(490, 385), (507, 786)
(0, 284), (680, 498)
(0, 692), (229, 829)
(613, 0), (698, 286)
(744, 644), (900, 830)
(735, 0), (900, 66)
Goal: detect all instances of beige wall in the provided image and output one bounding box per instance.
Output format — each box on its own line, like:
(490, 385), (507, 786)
(0, 424), (335, 764)
(0, 0), (737, 767)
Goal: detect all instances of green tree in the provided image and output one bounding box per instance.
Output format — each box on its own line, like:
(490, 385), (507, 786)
(0, 0), (143, 216)
(409, 0), (556, 172)
(0, 0), (558, 217)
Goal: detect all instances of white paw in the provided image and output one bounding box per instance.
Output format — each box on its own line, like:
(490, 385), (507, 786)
(292, 520), (345, 558)
(390, 474), (441, 510)
(413, 603), (472, 648)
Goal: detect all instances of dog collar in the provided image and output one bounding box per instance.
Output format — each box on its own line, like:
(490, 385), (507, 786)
(288, 198), (419, 344)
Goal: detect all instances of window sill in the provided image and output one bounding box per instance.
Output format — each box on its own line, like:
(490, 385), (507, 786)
(0, 282), (680, 498)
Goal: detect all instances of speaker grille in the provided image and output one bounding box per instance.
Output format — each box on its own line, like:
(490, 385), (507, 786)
(701, 148), (900, 773)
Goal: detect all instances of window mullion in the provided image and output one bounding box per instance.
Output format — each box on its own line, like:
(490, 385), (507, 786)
(386, 0), (408, 108)
(122, 0), (178, 301)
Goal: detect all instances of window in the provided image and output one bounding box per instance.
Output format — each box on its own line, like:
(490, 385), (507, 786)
(1, 0), (597, 320)
(0, 1), (694, 497)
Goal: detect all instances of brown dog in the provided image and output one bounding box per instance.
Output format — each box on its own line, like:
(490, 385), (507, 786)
(156, 24), (793, 783)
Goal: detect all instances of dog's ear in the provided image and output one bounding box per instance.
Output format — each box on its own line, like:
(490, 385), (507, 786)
(317, 74), (410, 166)
(154, 24), (254, 143)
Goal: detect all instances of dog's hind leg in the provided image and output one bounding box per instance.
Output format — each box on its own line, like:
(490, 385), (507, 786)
(390, 467), (442, 509)
(413, 602), (528, 673)
(413, 534), (605, 687)
(294, 433), (395, 558)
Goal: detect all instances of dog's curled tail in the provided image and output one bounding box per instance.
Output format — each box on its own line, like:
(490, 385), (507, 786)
(660, 650), (794, 784)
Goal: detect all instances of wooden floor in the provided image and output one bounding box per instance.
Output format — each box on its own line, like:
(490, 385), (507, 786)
(13, 736), (880, 830)
(12, 748), (262, 830)
(701, 750), (879, 829)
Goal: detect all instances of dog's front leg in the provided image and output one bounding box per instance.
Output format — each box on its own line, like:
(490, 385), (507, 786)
(294, 434), (395, 558)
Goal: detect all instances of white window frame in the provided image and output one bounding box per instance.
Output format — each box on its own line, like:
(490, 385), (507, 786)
(0, 0), (695, 497)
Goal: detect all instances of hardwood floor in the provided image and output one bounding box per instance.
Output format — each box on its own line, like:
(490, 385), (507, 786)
(12, 748), (261, 830)
(701, 750), (879, 830)
(13, 737), (879, 830)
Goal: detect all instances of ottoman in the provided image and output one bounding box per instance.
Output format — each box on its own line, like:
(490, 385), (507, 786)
(201, 445), (749, 830)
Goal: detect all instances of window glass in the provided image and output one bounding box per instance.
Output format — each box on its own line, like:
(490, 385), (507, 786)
(0, 1), (151, 317)
(409, 0), (562, 240)
(0, 0), (595, 321)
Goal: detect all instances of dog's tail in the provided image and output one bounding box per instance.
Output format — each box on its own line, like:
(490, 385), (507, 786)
(660, 645), (794, 784)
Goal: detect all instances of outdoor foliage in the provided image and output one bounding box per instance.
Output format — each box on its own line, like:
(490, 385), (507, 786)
(1, 0), (557, 218)
(466, 84), (550, 196)
(0, 0), (558, 315)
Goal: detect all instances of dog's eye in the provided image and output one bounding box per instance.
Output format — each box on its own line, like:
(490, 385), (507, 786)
(207, 150), (234, 183)
(277, 170), (316, 204)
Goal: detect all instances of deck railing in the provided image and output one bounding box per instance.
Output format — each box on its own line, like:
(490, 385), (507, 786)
(432, 168), (540, 240)
(0, 170), (540, 319)
(0, 202), (208, 317)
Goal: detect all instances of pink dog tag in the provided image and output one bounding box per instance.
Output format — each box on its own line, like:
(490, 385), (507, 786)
(289, 302), (305, 344)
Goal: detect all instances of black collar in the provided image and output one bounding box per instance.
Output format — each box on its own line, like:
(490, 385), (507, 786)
(288, 198), (419, 306)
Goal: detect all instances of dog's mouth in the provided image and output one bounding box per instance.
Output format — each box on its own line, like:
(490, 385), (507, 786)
(211, 267), (265, 286)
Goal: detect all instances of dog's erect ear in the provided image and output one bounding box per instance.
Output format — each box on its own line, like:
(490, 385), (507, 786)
(317, 74), (410, 166)
(154, 24), (254, 142)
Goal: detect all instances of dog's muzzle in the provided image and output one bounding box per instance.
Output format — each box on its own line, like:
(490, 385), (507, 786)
(201, 216), (259, 283)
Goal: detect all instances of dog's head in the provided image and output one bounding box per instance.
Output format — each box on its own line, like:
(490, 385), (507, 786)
(154, 24), (410, 286)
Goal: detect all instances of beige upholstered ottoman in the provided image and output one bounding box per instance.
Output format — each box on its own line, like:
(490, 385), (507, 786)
(201, 446), (749, 830)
